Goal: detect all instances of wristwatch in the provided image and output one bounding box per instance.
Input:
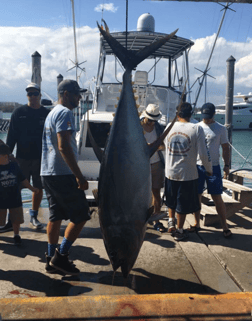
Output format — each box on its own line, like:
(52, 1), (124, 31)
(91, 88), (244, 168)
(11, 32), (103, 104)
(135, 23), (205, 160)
(224, 164), (229, 167)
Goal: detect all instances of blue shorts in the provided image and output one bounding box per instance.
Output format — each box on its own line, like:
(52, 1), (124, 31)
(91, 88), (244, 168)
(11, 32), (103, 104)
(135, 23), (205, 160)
(42, 175), (90, 223)
(197, 165), (223, 195)
(165, 178), (200, 214)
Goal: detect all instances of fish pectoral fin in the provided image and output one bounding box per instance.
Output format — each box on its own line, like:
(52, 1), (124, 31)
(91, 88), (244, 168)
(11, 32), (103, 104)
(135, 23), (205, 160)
(87, 127), (103, 163)
(146, 206), (154, 222)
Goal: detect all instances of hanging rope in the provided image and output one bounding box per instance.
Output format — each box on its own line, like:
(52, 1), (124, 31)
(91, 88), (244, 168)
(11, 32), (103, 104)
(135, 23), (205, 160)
(228, 142), (252, 167)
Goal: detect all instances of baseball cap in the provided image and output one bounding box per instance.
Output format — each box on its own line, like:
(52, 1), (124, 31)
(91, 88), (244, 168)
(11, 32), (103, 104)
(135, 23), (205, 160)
(201, 103), (215, 119)
(57, 79), (86, 94)
(26, 83), (40, 92)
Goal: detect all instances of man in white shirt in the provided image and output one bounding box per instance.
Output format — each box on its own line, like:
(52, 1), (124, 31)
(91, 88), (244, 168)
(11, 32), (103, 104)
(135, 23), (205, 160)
(189, 103), (232, 238)
(164, 102), (212, 241)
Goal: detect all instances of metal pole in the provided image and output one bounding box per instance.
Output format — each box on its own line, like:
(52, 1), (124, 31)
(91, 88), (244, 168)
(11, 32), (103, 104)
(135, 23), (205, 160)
(31, 51), (42, 88)
(71, 0), (78, 81)
(225, 55), (236, 168)
(126, 0), (128, 50)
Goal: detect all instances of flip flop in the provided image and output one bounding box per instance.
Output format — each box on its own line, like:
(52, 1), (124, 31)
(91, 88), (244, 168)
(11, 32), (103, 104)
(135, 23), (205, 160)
(187, 225), (201, 233)
(223, 229), (232, 238)
(153, 222), (167, 233)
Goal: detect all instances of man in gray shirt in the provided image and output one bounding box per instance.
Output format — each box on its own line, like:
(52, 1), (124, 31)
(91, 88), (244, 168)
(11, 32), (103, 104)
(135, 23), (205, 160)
(189, 103), (232, 238)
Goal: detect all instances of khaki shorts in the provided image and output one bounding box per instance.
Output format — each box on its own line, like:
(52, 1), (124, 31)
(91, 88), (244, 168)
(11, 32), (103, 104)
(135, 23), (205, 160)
(17, 158), (43, 189)
(0, 207), (24, 225)
(151, 161), (165, 190)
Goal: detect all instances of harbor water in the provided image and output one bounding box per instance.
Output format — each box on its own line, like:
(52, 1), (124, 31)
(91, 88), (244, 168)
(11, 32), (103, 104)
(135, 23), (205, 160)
(1, 112), (252, 208)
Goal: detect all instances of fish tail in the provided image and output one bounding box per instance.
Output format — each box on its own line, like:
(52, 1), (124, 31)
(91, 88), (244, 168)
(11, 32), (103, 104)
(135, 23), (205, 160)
(97, 20), (178, 71)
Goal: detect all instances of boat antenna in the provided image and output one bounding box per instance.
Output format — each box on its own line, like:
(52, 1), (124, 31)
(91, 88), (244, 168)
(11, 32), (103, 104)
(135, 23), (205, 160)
(68, 0), (87, 82)
(191, 2), (235, 110)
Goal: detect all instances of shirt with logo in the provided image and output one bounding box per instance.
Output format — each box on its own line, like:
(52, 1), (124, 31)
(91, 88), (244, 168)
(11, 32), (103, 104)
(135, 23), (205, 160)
(164, 121), (212, 181)
(41, 104), (77, 176)
(0, 162), (26, 209)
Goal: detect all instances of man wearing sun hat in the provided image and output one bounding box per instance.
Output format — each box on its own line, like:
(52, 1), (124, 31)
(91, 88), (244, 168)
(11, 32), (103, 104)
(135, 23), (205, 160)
(3, 83), (49, 231)
(141, 104), (166, 232)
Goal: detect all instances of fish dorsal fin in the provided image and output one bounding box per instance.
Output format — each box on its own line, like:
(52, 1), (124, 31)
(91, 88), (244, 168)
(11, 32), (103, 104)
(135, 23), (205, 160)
(87, 127), (103, 163)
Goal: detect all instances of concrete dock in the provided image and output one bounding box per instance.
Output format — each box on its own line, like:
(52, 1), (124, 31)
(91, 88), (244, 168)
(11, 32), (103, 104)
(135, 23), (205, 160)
(0, 204), (252, 320)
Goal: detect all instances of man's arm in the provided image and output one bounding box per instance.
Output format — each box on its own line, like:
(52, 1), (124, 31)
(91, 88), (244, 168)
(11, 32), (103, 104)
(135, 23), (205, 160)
(222, 143), (230, 179)
(57, 130), (88, 190)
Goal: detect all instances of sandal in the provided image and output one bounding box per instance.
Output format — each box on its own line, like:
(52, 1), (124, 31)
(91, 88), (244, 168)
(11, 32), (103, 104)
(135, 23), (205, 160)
(187, 224), (201, 233)
(153, 222), (167, 233)
(223, 229), (232, 238)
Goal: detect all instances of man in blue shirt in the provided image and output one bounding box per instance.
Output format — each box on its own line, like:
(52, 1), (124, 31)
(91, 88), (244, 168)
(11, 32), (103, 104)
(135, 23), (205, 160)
(41, 79), (90, 276)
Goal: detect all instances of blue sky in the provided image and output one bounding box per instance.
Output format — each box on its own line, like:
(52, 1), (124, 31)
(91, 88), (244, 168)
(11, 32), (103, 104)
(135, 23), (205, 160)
(0, 0), (251, 105)
(2, 0), (251, 40)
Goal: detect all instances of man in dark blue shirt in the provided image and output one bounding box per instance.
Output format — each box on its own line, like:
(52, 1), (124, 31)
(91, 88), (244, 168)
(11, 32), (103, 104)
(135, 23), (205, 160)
(5, 83), (49, 229)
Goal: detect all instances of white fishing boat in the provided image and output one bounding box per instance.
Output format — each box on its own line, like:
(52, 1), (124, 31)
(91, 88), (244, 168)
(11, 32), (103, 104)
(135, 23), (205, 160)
(194, 93), (252, 130)
(76, 13), (194, 202)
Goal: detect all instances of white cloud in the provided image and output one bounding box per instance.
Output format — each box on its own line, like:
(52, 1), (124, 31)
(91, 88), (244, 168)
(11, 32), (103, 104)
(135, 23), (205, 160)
(0, 26), (100, 103)
(0, 26), (251, 107)
(188, 34), (252, 105)
(94, 3), (118, 13)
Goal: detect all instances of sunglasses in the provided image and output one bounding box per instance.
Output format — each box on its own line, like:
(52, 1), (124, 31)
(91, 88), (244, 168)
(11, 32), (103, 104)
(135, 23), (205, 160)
(27, 91), (40, 97)
(147, 118), (156, 123)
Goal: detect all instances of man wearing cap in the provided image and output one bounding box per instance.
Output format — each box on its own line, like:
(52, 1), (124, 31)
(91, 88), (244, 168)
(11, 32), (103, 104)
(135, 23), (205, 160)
(164, 102), (212, 241)
(4, 83), (49, 230)
(189, 103), (232, 238)
(141, 104), (166, 232)
(41, 79), (90, 276)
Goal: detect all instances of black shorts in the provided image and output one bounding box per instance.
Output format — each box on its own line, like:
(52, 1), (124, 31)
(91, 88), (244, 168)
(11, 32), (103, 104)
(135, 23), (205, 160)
(165, 178), (200, 214)
(17, 158), (43, 189)
(41, 175), (90, 223)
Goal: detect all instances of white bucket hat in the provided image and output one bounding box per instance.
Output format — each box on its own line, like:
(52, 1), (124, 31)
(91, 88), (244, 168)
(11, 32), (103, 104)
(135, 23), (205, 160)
(141, 104), (162, 121)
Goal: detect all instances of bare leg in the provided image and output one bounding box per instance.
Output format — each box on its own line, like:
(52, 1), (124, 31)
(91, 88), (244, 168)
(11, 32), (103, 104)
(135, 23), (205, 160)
(177, 213), (186, 229)
(193, 194), (202, 227)
(32, 189), (43, 211)
(64, 221), (87, 243)
(152, 188), (165, 229)
(168, 208), (176, 220)
(211, 194), (229, 231)
(12, 222), (20, 235)
(47, 220), (62, 244)
(152, 188), (161, 214)
(0, 209), (7, 226)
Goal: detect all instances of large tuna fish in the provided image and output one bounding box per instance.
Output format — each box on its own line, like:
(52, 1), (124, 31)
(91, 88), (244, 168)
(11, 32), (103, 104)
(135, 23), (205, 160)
(94, 20), (178, 278)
